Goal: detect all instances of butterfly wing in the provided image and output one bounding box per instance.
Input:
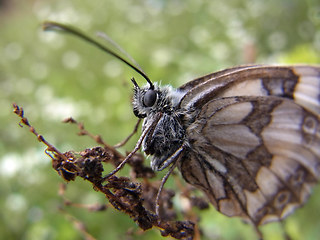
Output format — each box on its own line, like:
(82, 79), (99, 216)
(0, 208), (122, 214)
(180, 96), (320, 225)
(178, 64), (261, 92)
(179, 65), (320, 115)
(178, 66), (320, 225)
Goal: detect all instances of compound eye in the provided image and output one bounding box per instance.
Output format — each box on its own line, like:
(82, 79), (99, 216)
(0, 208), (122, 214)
(143, 89), (157, 107)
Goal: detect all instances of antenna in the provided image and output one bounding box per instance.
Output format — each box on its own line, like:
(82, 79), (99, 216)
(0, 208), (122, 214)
(42, 21), (154, 89)
(96, 31), (145, 76)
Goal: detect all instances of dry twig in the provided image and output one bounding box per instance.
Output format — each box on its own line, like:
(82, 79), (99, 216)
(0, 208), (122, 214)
(13, 103), (208, 239)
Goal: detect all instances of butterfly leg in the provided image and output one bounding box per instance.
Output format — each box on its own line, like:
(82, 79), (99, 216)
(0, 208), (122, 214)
(104, 120), (150, 179)
(114, 118), (141, 148)
(155, 160), (179, 218)
(155, 143), (188, 171)
(105, 113), (162, 178)
(155, 144), (187, 217)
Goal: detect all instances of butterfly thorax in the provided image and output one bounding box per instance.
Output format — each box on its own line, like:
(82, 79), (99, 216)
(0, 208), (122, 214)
(132, 83), (188, 171)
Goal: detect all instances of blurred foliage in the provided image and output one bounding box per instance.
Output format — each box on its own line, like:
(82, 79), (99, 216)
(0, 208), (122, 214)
(1, 0), (320, 239)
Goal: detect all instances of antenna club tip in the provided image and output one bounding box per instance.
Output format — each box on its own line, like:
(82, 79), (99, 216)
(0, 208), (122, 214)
(42, 21), (66, 32)
(42, 21), (152, 86)
(42, 21), (54, 31)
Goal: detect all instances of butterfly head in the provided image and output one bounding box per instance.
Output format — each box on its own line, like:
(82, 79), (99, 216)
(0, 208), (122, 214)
(131, 77), (185, 119)
(131, 77), (159, 118)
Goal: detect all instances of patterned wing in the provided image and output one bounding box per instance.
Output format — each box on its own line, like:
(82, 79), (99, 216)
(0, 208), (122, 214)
(178, 64), (260, 92)
(179, 65), (320, 116)
(180, 96), (320, 225)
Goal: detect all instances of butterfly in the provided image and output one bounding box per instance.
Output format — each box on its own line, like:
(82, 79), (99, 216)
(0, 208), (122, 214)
(43, 22), (320, 237)
(133, 64), (320, 229)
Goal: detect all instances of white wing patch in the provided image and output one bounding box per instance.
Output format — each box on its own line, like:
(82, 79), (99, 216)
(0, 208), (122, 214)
(293, 66), (320, 115)
(205, 124), (260, 159)
(209, 101), (253, 124)
(219, 79), (268, 98)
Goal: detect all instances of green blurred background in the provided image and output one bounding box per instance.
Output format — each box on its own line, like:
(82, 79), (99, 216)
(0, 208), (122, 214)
(1, 0), (320, 239)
